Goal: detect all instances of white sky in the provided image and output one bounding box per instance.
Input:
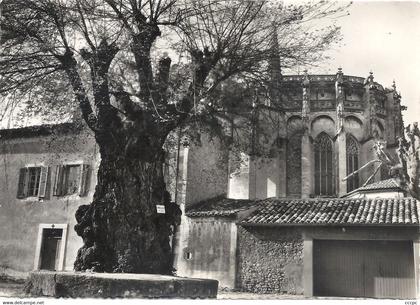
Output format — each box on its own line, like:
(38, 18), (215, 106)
(304, 0), (420, 125)
(1, 0), (419, 128)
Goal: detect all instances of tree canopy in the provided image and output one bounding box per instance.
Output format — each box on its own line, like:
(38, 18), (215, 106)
(0, 0), (350, 274)
(0, 0), (348, 131)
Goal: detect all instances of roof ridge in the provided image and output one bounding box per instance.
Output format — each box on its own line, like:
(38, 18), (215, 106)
(185, 196), (258, 217)
(240, 197), (419, 226)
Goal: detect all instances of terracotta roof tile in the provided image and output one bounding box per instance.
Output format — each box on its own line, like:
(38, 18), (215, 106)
(185, 196), (255, 217)
(0, 123), (80, 139)
(240, 198), (420, 226)
(342, 178), (404, 197)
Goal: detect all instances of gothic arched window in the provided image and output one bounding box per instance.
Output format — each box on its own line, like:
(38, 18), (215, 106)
(314, 133), (334, 196)
(346, 135), (359, 192)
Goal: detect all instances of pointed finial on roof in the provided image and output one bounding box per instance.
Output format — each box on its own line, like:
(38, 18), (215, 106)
(336, 67), (344, 84)
(302, 69), (310, 87)
(364, 70), (375, 87)
(392, 80), (401, 100)
(270, 22), (281, 75)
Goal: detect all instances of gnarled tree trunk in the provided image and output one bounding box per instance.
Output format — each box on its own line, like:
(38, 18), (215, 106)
(73, 128), (181, 274)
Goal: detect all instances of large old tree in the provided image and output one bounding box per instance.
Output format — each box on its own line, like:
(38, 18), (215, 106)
(0, 0), (347, 273)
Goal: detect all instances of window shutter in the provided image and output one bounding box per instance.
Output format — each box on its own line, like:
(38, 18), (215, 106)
(79, 164), (90, 196)
(38, 167), (49, 198)
(17, 168), (27, 198)
(53, 165), (64, 196)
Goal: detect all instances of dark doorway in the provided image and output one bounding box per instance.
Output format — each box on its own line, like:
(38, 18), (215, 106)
(313, 239), (415, 299)
(40, 228), (63, 271)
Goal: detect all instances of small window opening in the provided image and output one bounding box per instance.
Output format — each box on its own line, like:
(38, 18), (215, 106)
(27, 167), (41, 197)
(184, 252), (193, 260)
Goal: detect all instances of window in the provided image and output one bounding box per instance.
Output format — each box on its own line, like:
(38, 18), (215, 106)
(346, 88), (353, 99)
(183, 248), (193, 260)
(314, 133), (334, 196)
(27, 167), (41, 197)
(17, 167), (49, 199)
(381, 100), (386, 109)
(346, 135), (359, 192)
(53, 164), (90, 197)
(347, 89), (352, 96)
(62, 165), (80, 195)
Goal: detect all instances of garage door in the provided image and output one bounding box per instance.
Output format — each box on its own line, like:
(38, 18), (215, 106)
(313, 240), (415, 298)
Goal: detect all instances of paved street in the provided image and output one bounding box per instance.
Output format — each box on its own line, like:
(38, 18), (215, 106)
(0, 282), (301, 299)
(0, 281), (377, 300)
(0, 282), (25, 297)
(217, 291), (304, 299)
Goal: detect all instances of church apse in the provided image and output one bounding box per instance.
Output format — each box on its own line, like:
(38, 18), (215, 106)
(224, 69), (406, 199)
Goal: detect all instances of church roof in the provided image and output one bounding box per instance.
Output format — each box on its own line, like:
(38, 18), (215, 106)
(356, 178), (401, 191)
(240, 197), (420, 226)
(185, 196), (255, 217)
(342, 178), (405, 197)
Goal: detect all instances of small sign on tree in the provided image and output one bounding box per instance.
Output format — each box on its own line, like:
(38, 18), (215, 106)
(156, 205), (166, 214)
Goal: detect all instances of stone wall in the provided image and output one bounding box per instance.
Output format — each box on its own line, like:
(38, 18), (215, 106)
(237, 226), (303, 294)
(175, 217), (237, 288)
(185, 133), (228, 206)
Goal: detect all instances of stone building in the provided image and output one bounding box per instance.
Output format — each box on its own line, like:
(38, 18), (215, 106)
(0, 54), (417, 298)
(0, 122), (226, 280)
(0, 124), (98, 278)
(175, 69), (420, 299)
(226, 68), (405, 200)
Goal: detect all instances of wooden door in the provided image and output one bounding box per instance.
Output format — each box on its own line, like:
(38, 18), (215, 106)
(40, 229), (63, 271)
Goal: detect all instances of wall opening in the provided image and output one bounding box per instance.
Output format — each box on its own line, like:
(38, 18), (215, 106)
(346, 135), (360, 192)
(34, 224), (68, 271)
(314, 133), (334, 196)
(40, 228), (63, 271)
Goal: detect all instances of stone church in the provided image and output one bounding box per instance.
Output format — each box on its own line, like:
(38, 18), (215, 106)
(0, 48), (418, 298)
(173, 68), (419, 299)
(226, 68), (405, 200)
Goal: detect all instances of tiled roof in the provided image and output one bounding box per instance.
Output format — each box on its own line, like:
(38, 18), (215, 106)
(342, 178), (405, 198)
(186, 196), (255, 217)
(360, 178), (401, 190)
(0, 123), (80, 139)
(344, 178), (403, 196)
(240, 198), (420, 226)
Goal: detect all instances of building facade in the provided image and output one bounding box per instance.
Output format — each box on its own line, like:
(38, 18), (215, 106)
(0, 68), (417, 299)
(0, 124), (99, 278)
(228, 69), (405, 200)
(175, 70), (420, 299)
(0, 122), (226, 280)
